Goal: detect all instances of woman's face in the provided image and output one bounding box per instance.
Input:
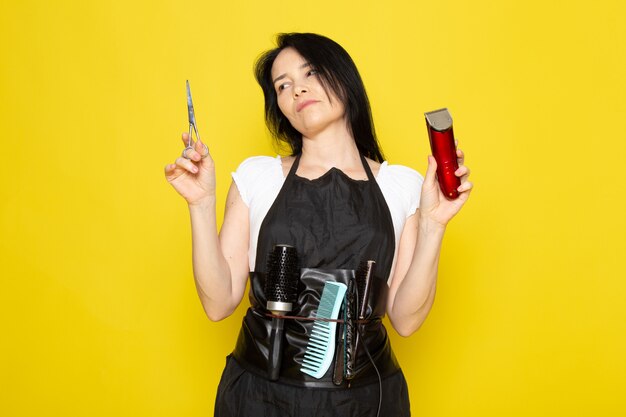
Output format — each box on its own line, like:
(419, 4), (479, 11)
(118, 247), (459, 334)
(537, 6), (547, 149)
(270, 47), (346, 138)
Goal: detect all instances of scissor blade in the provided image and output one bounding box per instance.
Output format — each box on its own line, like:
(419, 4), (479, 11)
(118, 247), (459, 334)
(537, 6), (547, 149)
(186, 80), (197, 127)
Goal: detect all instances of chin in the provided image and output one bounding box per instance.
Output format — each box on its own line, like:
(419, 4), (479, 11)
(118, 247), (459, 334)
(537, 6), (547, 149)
(292, 118), (323, 135)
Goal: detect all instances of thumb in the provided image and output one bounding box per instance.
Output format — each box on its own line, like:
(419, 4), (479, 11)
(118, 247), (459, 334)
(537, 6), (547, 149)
(424, 156), (438, 187)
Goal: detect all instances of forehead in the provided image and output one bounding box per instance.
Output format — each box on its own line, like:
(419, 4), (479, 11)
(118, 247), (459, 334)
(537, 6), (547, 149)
(271, 47), (308, 79)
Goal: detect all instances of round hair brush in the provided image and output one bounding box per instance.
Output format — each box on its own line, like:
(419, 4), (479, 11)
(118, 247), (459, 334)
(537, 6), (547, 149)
(265, 244), (299, 381)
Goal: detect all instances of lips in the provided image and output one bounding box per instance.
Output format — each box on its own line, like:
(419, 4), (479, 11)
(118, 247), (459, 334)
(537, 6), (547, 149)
(296, 100), (319, 112)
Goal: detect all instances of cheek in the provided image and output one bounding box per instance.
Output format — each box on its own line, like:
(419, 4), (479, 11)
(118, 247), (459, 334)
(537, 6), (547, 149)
(276, 97), (301, 128)
(276, 95), (291, 117)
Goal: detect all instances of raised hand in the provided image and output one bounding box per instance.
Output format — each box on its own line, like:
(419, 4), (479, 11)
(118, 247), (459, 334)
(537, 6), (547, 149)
(418, 146), (473, 228)
(164, 133), (216, 205)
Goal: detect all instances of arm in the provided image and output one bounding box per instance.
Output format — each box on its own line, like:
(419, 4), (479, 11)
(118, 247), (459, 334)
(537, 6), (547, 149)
(386, 151), (472, 336)
(188, 181), (250, 321)
(165, 133), (249, 322)
(386, 212), (445, 337)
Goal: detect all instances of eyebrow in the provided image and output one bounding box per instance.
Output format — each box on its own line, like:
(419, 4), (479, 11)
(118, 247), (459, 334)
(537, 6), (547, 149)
(272, 62), (312, 84)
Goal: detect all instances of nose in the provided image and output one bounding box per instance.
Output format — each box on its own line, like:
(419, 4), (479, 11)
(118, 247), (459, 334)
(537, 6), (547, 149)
(293, 83), (308, 98)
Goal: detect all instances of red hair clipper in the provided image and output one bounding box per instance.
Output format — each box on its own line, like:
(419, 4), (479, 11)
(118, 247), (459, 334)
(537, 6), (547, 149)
(425, 108), (461, 200)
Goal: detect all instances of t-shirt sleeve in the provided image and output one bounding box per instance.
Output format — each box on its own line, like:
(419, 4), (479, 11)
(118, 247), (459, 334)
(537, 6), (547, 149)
(231, 156), (284, 270)
(376, 163), (424, 282)
(231, 156), (281, 207)
(380, 164), (424, 218)
(404, 167), (424, 217)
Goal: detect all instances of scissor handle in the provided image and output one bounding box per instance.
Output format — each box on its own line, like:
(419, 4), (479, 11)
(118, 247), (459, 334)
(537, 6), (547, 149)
(188, 123), (201, 146)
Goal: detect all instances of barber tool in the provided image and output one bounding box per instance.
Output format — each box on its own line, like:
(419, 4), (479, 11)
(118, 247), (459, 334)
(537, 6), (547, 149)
(265, 244), (299, 381)
(425, 108), (461, 199)
(346, 260), (376, 380)
(301, 281), (347, 379)
(183, 80), (208, 159)
(332, 277), (356, 386)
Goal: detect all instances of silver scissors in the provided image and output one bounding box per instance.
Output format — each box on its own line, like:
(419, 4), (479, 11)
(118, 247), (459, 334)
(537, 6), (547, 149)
(182, 80), (209, 159)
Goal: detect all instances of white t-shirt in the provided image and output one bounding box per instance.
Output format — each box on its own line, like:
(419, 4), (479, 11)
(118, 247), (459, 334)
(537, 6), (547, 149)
(232, 156), (424, 279)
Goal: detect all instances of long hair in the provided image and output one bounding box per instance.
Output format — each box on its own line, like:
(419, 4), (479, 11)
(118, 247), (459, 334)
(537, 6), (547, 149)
(254, 33), (385, 162)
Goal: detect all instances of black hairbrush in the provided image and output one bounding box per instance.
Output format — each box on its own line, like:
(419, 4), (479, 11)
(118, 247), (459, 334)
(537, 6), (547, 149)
(265, 244), (299, 381)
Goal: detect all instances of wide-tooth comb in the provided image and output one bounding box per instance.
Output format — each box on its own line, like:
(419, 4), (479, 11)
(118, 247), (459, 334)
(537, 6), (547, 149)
(300, 281), (347, 379)
(332, 279), (354, 386)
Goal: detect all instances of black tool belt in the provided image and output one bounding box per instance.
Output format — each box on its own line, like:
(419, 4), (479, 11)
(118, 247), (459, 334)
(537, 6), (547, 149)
(232, 268), (401, 388)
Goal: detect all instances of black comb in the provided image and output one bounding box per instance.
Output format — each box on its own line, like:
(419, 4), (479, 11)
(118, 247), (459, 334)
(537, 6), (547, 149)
(345, 260), (375, 380)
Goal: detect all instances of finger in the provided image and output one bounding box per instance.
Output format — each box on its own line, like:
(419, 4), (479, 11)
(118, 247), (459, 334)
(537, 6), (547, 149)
(454, 186), (471, 206)
(183, 147), (203, 162)
(454, 165), (470, 177)
(456, 149), (465, 166)
(181, 132), (192, 148)
(175, 156), (199, 174)
(164, 163), (185, 180)
(164, 163), (176, 174)
(457, 180), (473, 193)
(424, 155), (438, 186)
(195, 139), (211, 159)
(195, 138), (207, 152)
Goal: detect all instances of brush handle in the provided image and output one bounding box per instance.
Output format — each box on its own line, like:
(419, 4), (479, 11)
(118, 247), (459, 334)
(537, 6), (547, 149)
(267, 316), (285, 381)
(332, 325), (345, 385)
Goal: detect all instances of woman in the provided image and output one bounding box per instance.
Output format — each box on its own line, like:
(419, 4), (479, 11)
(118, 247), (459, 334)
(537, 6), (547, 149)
(165, 33), (472, 417)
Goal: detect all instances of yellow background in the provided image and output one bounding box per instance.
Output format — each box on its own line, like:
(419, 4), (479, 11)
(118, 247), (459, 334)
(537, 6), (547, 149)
(1, 0), (625, 415)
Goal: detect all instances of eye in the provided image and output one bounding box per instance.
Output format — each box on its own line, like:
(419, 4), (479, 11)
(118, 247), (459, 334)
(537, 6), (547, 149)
(307, 69), (318, 77)
(277, 82), (290, 93)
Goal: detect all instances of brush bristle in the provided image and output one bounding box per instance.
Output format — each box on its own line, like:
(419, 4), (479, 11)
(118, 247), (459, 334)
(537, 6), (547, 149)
(265, 245), (299, 304)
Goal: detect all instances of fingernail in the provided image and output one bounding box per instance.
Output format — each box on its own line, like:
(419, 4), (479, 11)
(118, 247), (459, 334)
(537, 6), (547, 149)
(192, 166), (198, 173)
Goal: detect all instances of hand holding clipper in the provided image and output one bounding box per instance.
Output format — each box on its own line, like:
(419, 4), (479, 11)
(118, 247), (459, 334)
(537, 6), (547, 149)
(425, 108), (461, 200)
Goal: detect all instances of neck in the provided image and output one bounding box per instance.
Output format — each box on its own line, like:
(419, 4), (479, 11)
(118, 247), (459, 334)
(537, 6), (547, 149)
(299, 123), (362, 171)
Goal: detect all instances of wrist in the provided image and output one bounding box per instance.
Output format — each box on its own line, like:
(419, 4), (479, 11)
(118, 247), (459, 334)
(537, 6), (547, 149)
(418, 215), (447, 236)
(188, 196), (216, 210)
